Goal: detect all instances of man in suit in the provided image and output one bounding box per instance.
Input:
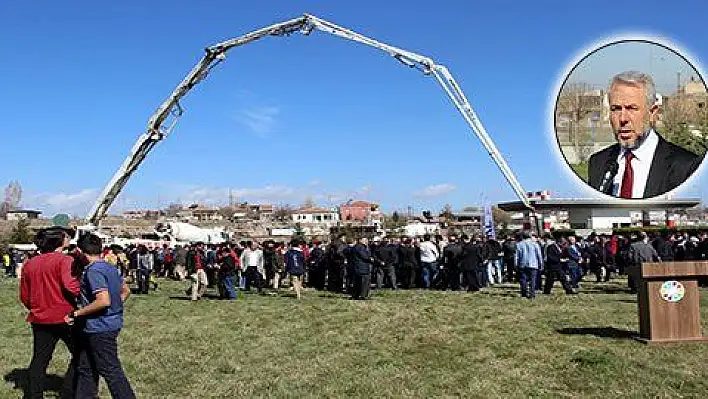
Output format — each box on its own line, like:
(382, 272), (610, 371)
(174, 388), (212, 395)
(588, 71), (700, 198)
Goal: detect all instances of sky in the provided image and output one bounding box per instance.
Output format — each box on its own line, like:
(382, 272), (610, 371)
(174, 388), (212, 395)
(566, 41), (703, 95)
(1, 1), (708, 218)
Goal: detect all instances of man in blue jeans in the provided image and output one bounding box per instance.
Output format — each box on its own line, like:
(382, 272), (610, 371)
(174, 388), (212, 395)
(418, 234), (439, 289)
(515, 232), (544, 299)
(66, 233), (135, 398)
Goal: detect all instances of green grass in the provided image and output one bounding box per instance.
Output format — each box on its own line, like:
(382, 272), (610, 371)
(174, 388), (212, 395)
(570, 162), (589, 182)
(2, 276), (708, 398)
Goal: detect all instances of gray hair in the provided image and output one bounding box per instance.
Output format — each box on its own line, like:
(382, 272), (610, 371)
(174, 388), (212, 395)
(609, 71), (657, 107)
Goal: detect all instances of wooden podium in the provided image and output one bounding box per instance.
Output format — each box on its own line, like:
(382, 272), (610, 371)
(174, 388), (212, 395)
(631, 262), (708, 345)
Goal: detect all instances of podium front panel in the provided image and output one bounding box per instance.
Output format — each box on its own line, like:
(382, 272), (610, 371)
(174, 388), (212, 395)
(646, 280), (702, 341)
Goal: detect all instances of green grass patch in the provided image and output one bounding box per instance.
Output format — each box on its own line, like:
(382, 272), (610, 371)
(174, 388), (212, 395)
(1, 277), (708, 397)
(570, 162), (589, 181)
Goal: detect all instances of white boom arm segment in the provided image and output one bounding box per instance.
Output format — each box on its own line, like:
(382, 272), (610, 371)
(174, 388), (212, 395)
(86, 14), (532, 226)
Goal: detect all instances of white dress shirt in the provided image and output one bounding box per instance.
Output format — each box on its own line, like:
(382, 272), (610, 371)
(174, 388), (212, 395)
(612, 129), (659, 198)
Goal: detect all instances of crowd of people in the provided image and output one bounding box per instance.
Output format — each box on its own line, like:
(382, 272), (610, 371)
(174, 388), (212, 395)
(65, 228), (708, 301)
(10, 225), (708, 397)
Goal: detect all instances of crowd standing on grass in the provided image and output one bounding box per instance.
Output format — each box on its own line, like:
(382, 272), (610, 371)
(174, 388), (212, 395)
(9, 224), (708, 397)
(38, 229), (700, 302)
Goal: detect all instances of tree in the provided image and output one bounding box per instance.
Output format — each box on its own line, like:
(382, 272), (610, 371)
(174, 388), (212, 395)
(10, 219), (33, 244)
(1, 180), (22, 218)
(292, 223), (306, 243)
(555, 82), (604, 166)
(218, 206), (234, 220)
(273, 204), (294, 222)
(660, 91), (708, 157)
(164, 203), (183, 217)
(439, 204), (454, 221)
(492, 206), (512, 229)
(301, 197), (316, 209)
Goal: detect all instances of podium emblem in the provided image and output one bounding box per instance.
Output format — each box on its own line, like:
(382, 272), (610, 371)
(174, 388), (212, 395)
(660, 280), (685, 303)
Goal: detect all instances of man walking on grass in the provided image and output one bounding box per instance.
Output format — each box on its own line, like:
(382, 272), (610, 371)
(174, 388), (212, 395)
(186, 243), (208, 301)
(20, 226), (80, 398)
(285, 239), (306, 299)
(66, 232), (135, 398)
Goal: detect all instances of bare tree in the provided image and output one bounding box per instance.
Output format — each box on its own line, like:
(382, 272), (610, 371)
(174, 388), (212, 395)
(3, 180), (22, 214)
(660, 91), (708, 156)
(555, 82), (604, 165)
(164, 203), (183, 217)
(301, 197), (316, 209)
(492, 206), (512, 229)
(273, 204), (294, 222)
(218, 206), (234, 219)
(439, 204), (454, 221)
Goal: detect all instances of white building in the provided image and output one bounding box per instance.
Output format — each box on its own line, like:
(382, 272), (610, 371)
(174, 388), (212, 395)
(403, 221), (440, 237)
(498, 197), (701, 233)
(6, 209), (42, 221)
(291, 207), (340, 226)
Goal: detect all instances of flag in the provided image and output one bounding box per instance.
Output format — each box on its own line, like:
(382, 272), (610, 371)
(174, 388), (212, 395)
(483, 203), (496, 239)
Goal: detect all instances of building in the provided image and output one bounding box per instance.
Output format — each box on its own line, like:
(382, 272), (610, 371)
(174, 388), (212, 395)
(231, 203), (274, 221)
(6, 209), (42, 221)
(403, 221), (440, 237)
(177, 205), (223, 222)
(121, 210), (161, 220)
(339, 200), (382, 228)
(497, 197), (701, 234)
(292, 207), (340, 226)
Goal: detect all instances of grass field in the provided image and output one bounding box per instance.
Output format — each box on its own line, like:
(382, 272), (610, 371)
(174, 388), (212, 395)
(2, 276), (708, 398)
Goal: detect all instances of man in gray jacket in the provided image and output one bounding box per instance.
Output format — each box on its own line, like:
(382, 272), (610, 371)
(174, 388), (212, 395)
(628, 232), (660, 293)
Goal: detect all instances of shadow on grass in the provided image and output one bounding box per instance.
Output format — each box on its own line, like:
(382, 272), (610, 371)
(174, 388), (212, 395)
(617, 299), (637, 304)
(4, 368), (65, 398)
(168, 292), (224, 301)
(556, 327), (637, 340)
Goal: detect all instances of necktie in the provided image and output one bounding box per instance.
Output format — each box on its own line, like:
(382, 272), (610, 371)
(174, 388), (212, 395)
(620, 151), (634, 199)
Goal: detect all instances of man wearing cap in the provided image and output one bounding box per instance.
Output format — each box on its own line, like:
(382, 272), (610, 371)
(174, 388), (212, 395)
(19, 226), (80, 398)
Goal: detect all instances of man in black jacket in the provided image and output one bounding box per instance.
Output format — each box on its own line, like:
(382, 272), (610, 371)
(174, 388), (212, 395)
(373, 237), (398, 289)
(485, 237), (503, 285)
(460, 235), (485, 292)
(652, 233), (674, 262)
(344, 237), (374, 300)
(502, 235), (517, 282)
(326, 235), (346, 293)
(587, 71), (700, 198)
(397, 238), (418, 289)
(307, 241), (326, 290)
(543, 237), (576, 295)
(442, 235), (462, 290)
(218, 247), (237, 299)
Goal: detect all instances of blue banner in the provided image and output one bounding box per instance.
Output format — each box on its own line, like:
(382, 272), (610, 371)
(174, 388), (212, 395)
(483, 203), (496, 239)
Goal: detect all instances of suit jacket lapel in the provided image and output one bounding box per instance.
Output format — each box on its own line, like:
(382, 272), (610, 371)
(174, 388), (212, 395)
(644, 136), (672, 197)
(602, 144), (621, 194)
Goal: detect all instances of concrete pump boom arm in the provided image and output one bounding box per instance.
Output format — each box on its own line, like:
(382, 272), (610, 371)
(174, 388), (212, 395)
(85, 14), (532, 227)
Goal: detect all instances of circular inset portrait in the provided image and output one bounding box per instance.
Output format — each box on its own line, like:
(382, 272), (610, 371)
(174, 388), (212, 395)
(554, 39), (707, 199)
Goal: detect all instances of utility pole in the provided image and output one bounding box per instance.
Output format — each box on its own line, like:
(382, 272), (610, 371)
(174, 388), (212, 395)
(677, 71), (681, 94)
